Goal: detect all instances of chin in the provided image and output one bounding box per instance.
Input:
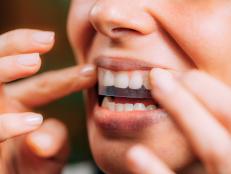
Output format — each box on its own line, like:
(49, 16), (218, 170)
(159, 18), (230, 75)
(85, 59), (195, 173)
(87, 113), (194, 173)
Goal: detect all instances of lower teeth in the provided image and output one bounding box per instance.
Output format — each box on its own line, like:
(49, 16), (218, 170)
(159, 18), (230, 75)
(101, 96), (157, 112)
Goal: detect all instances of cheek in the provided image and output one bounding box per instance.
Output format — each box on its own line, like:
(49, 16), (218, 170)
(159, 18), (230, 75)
(67, 0), (96, 63)
(151, 3), (231, 76)
(178, 16), (231, 79)
(192, 20), (231, 84)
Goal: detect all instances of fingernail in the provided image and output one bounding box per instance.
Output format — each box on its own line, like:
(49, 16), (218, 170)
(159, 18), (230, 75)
(79, 64), (96, 76)
(32, 31), (54, 44)
(150, 68), (175, 93)
(17, 53), (40, 66)
(30, 133), (53, 151)
(24, 114), (43, 126)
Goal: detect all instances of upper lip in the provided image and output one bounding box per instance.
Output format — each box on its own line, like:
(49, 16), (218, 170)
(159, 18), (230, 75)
(94, 56), (172, 71)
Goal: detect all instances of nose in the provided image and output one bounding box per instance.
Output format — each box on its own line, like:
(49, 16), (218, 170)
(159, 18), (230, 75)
(89, 0), (156, 38)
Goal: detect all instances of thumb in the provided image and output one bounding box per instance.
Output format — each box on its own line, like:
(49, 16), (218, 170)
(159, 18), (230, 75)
(26, 118), (69, 161)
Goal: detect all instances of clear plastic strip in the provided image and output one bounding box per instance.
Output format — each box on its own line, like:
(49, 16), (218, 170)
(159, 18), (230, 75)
(98, 85), (152, 99)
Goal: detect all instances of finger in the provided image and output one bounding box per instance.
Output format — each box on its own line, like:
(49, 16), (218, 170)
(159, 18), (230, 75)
(150, 69), (231, 171)
(0, 112), (43, 142)
(181, 70), (231, 131)
(0, 29), (54, 57)
(5, 64), (96, 108)
(26, 118), (69, 161)
(0, 53), (41, 83)
(127, 145), (175, 174)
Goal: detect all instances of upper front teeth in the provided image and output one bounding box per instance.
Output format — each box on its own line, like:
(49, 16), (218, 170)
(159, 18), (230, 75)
(129, 71), (143, 89)
(98, 68), (151, 90)
(103, 70), (114, 86)
(114, 72), (129, 88)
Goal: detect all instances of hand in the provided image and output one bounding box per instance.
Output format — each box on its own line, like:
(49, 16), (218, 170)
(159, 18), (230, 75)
(126, 69), (231, 174)
(0, 29), (96, 174)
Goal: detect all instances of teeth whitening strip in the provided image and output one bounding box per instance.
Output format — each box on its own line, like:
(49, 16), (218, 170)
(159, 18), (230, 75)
(98, 67), (152, 98)
(98, 85), (152, 98)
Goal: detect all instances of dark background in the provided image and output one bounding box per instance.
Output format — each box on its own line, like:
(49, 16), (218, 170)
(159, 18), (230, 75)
(0, 0), (92, 164)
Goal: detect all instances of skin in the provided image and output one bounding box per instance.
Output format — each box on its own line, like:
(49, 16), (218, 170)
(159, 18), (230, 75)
(0, 29), (96, 173)
(127, 69), (231, 174)
(67, 0), (231, 174)
(2, 0), (231, 173)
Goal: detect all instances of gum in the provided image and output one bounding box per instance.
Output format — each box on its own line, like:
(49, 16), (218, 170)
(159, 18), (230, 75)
(98, 85), (152, 99)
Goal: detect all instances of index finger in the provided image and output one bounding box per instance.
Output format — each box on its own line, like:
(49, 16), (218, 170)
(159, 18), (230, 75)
(150, 68), (231, 162)
(5, 64), (96, 109)
(127, 145), (175, 174)
(26, 118), (69, 160)
(181, 70), (231, 131)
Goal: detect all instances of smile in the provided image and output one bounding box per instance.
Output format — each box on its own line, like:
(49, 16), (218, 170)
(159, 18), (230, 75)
(98, 67), (158, 112)
(92, 57), (168, 134)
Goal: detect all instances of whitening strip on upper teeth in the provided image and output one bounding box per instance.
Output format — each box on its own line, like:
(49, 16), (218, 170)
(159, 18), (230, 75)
(98, 85), (152, 98)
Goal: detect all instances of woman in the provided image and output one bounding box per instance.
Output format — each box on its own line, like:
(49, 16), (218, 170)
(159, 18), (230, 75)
(1, 0), (231, 173)
(68, 0), (231, 173)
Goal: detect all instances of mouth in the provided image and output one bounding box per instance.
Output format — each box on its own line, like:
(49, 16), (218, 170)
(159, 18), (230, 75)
(98, 66), (156, 110)
(92, 57), (168, 135)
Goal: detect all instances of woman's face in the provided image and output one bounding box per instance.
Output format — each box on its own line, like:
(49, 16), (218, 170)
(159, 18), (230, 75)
(68, 0), (231, 173)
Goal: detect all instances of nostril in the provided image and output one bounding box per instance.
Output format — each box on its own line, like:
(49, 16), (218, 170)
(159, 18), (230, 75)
(112, 27), (139, 34)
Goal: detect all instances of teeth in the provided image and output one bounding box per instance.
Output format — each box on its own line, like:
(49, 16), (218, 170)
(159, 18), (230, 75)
(103, 70), (114, 86)
(98, 68), (151, 90)
(108, 102), (115, 111)
(102, 96), (111, 107)
(143, 72), (151, 90)
(146, 105), (157, 110)
(129, 71), (143, 89)
(102, 97), (115, 111)
(102, 97), (157, 112)
(98, 68), (104, 85)
(115, 104), (124, 112)
(124, 103), (134, 111)
(134, 103), (146, 111)
(114, 72), (129, 89)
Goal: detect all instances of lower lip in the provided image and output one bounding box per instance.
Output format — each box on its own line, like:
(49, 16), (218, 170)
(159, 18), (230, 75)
(93, 104), (168, 135)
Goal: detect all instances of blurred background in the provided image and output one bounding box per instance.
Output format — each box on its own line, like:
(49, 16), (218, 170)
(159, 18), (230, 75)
(0, 0), (92, 164)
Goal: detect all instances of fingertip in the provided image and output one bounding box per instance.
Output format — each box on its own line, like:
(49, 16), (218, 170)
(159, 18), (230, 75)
(127, 145), (148, 164)
(126, 145), (150, 174)
(127, 145), (172, 174)
(150, 68), (161, 87)
(23, 112), (43, 127)
(27, 132), (55, 157)
(26, 119), (68, 158)
(74, 64), (97, 89)
(32, 31), (55, 45)
(17, 53), (41, 67)
(79, 64), (97, 76)
(0, 112), (43, 142)
(28, 30), (55, 54)
(150, 68), (175, 93)
(14, 53), (42, 78)
(0, 29), (55, 57)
